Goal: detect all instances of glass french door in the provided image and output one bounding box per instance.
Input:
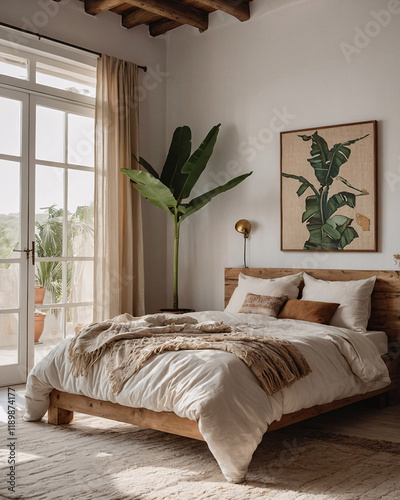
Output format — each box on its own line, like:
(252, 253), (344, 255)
(31, 96), (95, 367)
(0, 90), (95, 386)
(0, 88), (30, 385)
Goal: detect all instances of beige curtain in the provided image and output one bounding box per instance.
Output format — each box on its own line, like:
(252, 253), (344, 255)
(94, 55), (145, 321)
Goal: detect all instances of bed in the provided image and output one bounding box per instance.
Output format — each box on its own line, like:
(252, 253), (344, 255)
(24, 268), (400, 483)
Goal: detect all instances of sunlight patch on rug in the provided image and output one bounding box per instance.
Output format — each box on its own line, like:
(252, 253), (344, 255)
(1, 413), (399, 499)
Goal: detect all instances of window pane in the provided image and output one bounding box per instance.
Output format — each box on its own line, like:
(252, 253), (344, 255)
(35, 260), (64, 305)
(68, 114), (94, 166)
(36, 61), (96, 97)
(0, 52), (28, 80)
(36, 106), (65, 162)
(68, 170), (94, 257)
(0, 160), (20, 258)
(35, 165), (64, 213)
(36, 307), (63, 343)
(66, 306), (93, 338)
(68, 261), (93, 303)
(0, 264), (19, 309)
(0, 97), (22, 156)
(35, 164), (64, 302)
(0, 313), (19, 365)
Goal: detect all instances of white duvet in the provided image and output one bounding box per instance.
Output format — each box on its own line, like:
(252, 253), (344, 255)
(24, 311), (391, 483)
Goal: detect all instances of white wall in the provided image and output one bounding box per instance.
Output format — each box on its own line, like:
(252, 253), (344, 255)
(0, 0), (168, 312)
(166, 0), (400, 311)
(2, 0), (400, 314)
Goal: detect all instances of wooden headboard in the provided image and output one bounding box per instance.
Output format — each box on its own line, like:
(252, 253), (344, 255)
(225, 268), (400, 348)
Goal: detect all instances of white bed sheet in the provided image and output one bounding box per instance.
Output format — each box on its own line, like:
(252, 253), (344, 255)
(364, 331), (388, 355)
(24, 312), (391, 483)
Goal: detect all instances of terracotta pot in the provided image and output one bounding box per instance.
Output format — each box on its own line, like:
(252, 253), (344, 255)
(34, 312), (46, 343)
(35, 286), (46, 305)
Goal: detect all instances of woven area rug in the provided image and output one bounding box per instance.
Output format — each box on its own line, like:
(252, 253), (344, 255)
(1, 411), (400, 500)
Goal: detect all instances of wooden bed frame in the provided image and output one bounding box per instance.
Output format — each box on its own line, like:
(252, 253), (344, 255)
(48, 268), (400, 442)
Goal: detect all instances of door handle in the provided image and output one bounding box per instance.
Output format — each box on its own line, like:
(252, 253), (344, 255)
(31, 240), (35, 266)
(13, 247), (31, 259)
(13, 241), (35, 265)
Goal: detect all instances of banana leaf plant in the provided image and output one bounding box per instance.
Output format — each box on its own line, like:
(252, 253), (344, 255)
(282, 131), (369, 250)
(122, 124), (252, 310)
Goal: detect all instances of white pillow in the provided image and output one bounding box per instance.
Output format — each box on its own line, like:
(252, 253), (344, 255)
(225, 272), (302, 314)
(301, 273), (376, 333)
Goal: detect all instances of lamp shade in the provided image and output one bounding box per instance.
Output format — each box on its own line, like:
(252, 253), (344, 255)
(235, 219), (251, 238)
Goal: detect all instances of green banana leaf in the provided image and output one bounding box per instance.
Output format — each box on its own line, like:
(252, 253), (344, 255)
(328, 215), (358, 249)
(336, 175), (368, 194)
(133, 155), (159, 179)
(299, 132), (330, 187)
(322, 214), (350, 240)
(179, 172), (252, 222)
(302, 194), (321, 223)
(121, 169), (177, 215)
(304, 211), (358, 250)
(281, 172), (319, 197)
(300, 132), (368, 187)
(326, 135), (368, 185)
(326, 191), (356, 219)
(160, 126), (192, 196)
(339, 226), (358, 249)
(304, 220), (327, 250)
(301, 197), (332, 250)
(178, 124), (221, 201)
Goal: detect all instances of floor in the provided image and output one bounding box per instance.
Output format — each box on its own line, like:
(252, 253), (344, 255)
(296, 400), (400, 443)
(0, 339), (58, 423)
(0, 338), (59, 368)
(0, 383), (26, 423)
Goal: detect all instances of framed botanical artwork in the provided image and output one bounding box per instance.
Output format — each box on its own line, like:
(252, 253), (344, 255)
(280, 120), (377, 252)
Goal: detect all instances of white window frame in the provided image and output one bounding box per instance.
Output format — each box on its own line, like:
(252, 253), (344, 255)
(0, 25), (97, 105)
(29, 95), (95, 341)
(0, 26), (97, 378)
(0, 87), (30, 385)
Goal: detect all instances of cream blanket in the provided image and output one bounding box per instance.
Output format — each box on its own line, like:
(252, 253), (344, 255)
(68, 314), (312, 395)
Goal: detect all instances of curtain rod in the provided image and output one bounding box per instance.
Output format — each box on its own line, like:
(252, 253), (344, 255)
(0, 22), (148, 72)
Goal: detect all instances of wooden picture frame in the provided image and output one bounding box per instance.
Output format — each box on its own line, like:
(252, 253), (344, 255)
(280, 120), (377, 252)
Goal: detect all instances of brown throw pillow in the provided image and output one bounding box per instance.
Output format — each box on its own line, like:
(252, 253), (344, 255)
(239, 293), (288, 317)
(278, 299), (340, 324)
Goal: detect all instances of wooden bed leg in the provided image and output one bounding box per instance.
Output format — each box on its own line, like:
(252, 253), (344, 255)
(368, 393), (388, 409)
(387, 388), (400, 406)
(47, 405), (74, 425)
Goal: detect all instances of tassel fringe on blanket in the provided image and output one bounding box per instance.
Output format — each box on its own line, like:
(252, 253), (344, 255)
(68, 314), (312, 396)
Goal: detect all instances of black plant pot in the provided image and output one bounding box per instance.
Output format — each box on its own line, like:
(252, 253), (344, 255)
(159, 308), (195, 315)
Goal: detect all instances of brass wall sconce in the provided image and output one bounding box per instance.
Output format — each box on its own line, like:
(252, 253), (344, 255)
(235, 219), (252, 268)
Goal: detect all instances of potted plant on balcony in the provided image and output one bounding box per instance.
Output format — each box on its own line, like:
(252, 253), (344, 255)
(34, 204), (93, 341)
(1, 205), (92, 342)
(34, 310), (46, 343)
(0, 221), (49, 342)
(122, 124), (252, 311)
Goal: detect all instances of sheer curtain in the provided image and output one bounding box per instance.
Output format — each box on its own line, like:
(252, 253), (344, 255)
(94, 55), (145, 321)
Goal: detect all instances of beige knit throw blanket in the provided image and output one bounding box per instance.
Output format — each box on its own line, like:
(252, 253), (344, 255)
(68, 314), (312, 396)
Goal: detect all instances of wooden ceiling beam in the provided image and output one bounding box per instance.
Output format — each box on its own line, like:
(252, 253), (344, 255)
(149, 18), (182, 37)
(122, 8), (161, 28)
(194, 0), (250, 21)
(84, 0), (124, 15)
(123, 0), (208, 31)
